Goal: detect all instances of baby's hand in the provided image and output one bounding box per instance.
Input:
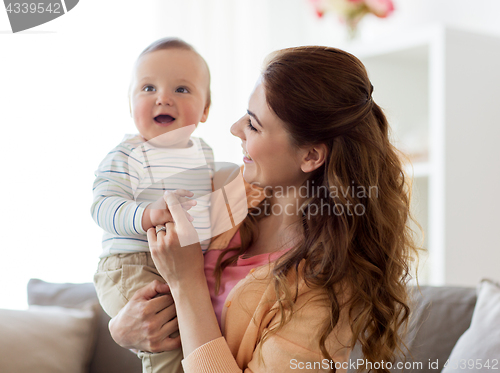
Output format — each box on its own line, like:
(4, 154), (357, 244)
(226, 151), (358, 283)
(142, 189), (196, 231)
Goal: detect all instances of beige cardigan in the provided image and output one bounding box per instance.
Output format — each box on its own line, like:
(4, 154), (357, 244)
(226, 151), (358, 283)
(184, 168), (353, 372)
(182, 260), (353, 373)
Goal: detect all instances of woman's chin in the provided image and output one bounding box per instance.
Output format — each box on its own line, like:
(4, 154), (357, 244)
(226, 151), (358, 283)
(241, 167), (257, 186)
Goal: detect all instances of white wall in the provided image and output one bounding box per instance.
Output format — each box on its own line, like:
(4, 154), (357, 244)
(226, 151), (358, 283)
(1, 0), (499, 309)
(150, 0), (500, 165)
(0, 1), (166, 309)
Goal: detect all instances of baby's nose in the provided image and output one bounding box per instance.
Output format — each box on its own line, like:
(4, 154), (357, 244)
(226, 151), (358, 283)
(156, 93), (173, 106)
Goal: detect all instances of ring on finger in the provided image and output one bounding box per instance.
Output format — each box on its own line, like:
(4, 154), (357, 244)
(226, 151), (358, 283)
(156, 226), (166, 234)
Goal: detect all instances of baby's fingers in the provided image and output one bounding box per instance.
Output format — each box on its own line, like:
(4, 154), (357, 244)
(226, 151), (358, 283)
(172, 189), (194, 198)
(179, 197), (197, 211)
(164, 190), (197, 211)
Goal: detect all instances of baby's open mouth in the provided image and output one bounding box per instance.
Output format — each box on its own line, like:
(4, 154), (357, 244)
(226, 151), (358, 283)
(154, 115), (175, 124)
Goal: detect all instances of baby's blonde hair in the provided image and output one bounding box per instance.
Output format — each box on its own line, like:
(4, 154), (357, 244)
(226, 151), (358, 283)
(128, 37), (211, 114)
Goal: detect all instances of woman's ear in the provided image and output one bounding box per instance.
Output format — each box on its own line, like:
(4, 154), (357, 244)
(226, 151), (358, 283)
(300, 144), (327, 173)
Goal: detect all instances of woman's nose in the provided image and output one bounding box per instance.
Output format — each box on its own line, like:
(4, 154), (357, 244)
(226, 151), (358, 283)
(230, 115), (246, 139)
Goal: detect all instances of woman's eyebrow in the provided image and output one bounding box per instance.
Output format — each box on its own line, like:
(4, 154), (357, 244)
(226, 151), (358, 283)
(247, 110), (264, 128)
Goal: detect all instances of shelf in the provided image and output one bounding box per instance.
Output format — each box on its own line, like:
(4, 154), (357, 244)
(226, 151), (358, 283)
(341, 25), (500, 287)
(404, 162), (430, 179)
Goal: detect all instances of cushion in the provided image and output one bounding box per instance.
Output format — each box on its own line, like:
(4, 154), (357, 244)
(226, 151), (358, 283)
(27, 279), (142, 373)
(441, 279), (500, 372)
(347, 285), (477, 373)
(0, 303), (98, 373)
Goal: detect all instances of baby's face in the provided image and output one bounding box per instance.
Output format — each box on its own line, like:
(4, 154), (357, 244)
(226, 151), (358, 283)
(130, 48), (210, 142)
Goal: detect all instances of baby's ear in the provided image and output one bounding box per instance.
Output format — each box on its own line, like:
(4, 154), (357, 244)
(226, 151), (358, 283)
(200, 103), (210, 123)
(128, 94), (133, 117)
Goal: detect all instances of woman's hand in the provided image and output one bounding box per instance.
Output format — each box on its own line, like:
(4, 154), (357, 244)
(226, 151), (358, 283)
(147, 191), (205, 290)
(109, 280), (181, 353)
(147, 191), (222, 358)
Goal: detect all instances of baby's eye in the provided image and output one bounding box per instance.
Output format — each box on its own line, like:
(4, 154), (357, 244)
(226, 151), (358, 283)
(175, 87), (189, 93)
(143, 85), (156, 92)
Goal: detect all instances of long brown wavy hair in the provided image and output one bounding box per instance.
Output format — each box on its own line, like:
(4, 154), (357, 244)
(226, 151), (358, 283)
(214, 46), (423, 372)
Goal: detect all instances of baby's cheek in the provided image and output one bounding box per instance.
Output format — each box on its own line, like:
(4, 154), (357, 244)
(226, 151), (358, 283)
(133, 105), (151, 135)
(185, 111), (200, 126)
(186, 101), (207, 125)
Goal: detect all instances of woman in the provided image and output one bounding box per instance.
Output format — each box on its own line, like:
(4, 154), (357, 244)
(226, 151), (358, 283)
(109, 46), (421, 373)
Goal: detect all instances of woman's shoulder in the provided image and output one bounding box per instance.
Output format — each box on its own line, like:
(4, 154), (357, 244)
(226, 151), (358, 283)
(226, 260), (353, 367)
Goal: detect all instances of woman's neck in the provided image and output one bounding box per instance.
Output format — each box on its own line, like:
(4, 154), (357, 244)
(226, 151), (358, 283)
(244, 192), (304, 257)
(268, 188), (306, 227)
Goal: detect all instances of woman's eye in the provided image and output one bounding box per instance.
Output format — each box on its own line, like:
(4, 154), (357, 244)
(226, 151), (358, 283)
(176, 87), (189, 93)
(247, 118), (258, 132)
(143, 85), (156, 92)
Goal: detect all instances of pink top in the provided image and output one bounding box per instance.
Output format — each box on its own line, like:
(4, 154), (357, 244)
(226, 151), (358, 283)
(204, 231), (290, 327)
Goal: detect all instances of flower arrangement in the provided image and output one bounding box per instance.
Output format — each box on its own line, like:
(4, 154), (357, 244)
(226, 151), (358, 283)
(308, 0), (395, 39)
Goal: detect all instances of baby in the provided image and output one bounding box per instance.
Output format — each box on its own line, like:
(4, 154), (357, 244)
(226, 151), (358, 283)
(91, 37), (214, 373)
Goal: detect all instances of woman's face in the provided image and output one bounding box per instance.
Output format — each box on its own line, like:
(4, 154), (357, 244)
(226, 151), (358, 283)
(230, 80), (307, 190)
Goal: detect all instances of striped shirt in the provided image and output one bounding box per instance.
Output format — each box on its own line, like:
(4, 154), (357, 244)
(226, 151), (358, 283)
(91, 134), (214, 258)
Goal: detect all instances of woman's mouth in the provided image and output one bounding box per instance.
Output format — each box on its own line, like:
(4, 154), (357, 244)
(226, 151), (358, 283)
(242, 149), (253, 162)
(154, 115), (175, 126)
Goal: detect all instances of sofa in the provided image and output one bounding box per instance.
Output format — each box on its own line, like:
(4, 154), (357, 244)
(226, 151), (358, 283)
(0, 278), (498, 373)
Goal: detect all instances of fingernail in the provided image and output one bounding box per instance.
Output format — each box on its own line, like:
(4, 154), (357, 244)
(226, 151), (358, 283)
(188, 215), (194, 222)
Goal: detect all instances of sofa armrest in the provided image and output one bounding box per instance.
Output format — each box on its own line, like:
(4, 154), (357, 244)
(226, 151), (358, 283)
(28, 279), (142, 373)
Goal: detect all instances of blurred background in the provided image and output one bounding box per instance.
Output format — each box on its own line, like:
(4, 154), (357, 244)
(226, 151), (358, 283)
(1, 0), (499, 310)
